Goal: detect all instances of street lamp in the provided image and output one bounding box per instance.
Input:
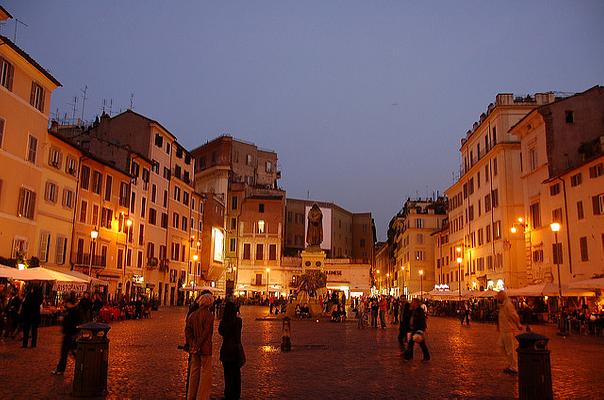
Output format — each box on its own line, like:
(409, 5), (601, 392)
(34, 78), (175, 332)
(193, 254), (199, 289)
(401, 266), (406, 299)
(550, 222), (562, 298)
(89, 227), (99, 276)
(456, 256), (463, 300)
(386, 273), (390, 294)
(419, 269), (424, 299)
(266, 267), (271, 296)
(124, 218), (133, 299)
(376, 269), (380, 292)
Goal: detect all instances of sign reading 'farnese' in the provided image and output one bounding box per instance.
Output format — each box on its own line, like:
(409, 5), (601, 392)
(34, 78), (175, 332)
(325, 270), (342, 276)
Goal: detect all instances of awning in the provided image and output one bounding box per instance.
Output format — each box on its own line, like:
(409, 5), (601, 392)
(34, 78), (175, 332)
(428, 289), (470, 300)
(179, 285), (222, 293)
(506, 283), (594, 297)
(9, 267), (89, 283)
(46, 267), (110, 286)
(568, 278), (604, 290)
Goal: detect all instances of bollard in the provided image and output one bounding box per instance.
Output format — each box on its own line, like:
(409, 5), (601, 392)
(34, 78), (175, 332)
(73, 322), (111, 397)
(516, 332), (553, 400)
(281, 317), (292, 352)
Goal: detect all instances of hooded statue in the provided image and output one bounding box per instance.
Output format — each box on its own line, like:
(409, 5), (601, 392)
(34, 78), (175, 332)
(306, 204), (323, 247)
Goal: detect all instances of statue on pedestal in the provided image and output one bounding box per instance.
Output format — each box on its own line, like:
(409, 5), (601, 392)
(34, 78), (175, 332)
(306, 204), (323, 249)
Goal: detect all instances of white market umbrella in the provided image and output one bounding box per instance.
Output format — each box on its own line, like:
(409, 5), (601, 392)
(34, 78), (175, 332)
(506, 283), (593, 297)
(15, 267), (88, 282)
(568, 278), (604, 290)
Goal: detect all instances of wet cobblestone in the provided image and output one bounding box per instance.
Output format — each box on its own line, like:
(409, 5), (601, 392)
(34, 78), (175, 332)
(1, 306), (602, 399)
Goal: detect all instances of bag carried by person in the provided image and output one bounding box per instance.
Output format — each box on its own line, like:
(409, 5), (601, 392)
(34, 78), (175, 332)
(239, 343), (246, 367)
(412, 330), (425, 343)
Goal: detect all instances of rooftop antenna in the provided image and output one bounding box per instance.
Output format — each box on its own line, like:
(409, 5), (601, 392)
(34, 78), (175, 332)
(101, 99), (107, 114)
(80, 85), (88, 123)
(307, 190), (310, 200)
(13, 18), (28, 43)
(129, 92), (135, 110)
(67, 96), (78, 125)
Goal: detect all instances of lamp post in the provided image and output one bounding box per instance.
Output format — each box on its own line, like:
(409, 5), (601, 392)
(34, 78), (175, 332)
(550, 223), (562, 298)
(192, 254), (199, 289)
(266, 267), (271, 297)
(124, 218), (133, 298)
(386, 273), (390, 295)
(419, 269), (424, 299)
(401, 266), (405, 299)
(456, 244), (463, 300)
(88, 227), (99, 276)
(376, 269), (380, 293)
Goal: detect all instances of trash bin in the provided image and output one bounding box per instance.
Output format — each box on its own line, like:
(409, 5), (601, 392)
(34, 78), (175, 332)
(73, 322), (111, 397)
(516, 331), (553, 400)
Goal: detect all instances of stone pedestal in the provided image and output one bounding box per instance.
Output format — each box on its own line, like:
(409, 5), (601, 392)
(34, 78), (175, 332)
(301, 248), (326, 272)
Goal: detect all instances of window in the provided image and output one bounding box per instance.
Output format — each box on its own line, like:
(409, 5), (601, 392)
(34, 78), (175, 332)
(30, 82), (45, 112)
(182, 216), (187, 232)
(484, 193), (491, 212)
(117, 248), (124, 268)
(532, 250), (544, 263)
(256, 244), (264, 260)
(65, 156), (77, 176)
(44, 181), (58, 203)
(246, 154), (252, 166)
(119, 182), (129, 206)
(486, 225), (491, 243)
(415, 251), (424, 261)
(163, 167), (171, 180)
(100, 207), (113, 229)
(62, 189), (74, 209)
(589, 163), (603, 178)
(17, 188), (36, 219)
(154, 133), (163, 147)
(529, 148), (538, 171)
(530, 203), (541, 228)
(592, 194), (604, 215)
(550, 184), (560, 196)
(92, 205), (99, 225)
(570, 173), (582, 187)
(0, 117), (4, 148)
(577, 201), (584, 220)
(416, 234), (423, 244)
(130, 161), (140, 178)
(0, 57), (14, 90)
(243, 243), (251, 260)
(161, 212), (168, 228)
(491, 189), (499, 208)
(174, 186), (181, 201)
(38, 232), (51, 262)
(151, 160), (159, 174)
(173, 212), (180, 228)
(230, 238), (236, 252)
(231, 218), (237, 230)
(477, 228), (484, 246)
(55, 236), (67, 264)
(171, 242), (180, 261)
(259, 203), (265, 213)
(148, 208), (157, 225)
(266, 161), (273, 173)
(485, 164), (489, 182)
(258, 220), (265, 234)
(92, 171), (102, 194)
(493, 158), (498, 176)
(468, 205), (474, 221)
(48, 147), (62, 168)
(166, 142), (171, 155)
(27, 135), (38, 163)
(565, 110), (574, 124)
(104, 175), (113, 201)
(493, 221), (501, 240)
(163, 190), (168, 207)
(79, 200), (88, 223)
(552, 242), (563, 264)
(183, 191), (189, 206)
(147, 242), (155, 259)
(141, 197), (146, 218)
(231, 196), (238, 210)
(130, 192), (136, 214)
(579, 237), (588, 261)
(81, 166), (90, 190)
(552, 208), (563, 223)
(269, 244), (277, 260)
(415, 218), (424, 228)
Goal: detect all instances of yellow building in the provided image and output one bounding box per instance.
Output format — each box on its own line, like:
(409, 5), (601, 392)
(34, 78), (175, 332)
(35, 132), (79, 271)
(445, 93), (556, 291)
(0, 23), (61, 264)
(511, 86), (604, 287)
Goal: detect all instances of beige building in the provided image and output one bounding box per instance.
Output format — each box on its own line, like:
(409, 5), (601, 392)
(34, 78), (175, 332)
(0, 21), (62, 264)
(445, 92), (556, 292)
(389, 197), (447, 296)
(510, 86), (604, 287)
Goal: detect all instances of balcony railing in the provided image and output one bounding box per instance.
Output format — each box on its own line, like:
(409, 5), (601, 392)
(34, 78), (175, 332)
(72, 253), (107, 267)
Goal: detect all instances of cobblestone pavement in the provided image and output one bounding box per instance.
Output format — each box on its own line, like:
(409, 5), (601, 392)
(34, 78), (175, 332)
(1, 306), (602, 399)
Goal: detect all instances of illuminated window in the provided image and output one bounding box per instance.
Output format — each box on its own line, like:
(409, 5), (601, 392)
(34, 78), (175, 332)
(258, 220), (265, 234)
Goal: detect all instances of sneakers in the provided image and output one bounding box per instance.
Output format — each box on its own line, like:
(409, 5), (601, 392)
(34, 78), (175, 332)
(503, 368), (518, 375)
(51, 370), (64, 375)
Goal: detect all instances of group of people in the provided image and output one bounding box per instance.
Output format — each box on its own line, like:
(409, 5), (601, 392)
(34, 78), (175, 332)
(185, 292), (244, 400)
(0, 284), (44, 348)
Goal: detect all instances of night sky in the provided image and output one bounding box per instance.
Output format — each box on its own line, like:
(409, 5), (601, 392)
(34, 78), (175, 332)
(3, 1), (603, 239)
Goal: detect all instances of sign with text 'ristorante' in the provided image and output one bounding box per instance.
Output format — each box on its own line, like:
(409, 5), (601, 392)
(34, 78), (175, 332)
(53, 282), (88, 292)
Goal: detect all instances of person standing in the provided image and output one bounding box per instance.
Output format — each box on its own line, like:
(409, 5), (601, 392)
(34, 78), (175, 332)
(219, 302), (244, 400)
(357, 299), (367, 329)
(392, 297), (400, 324)
(370, 298), (379, 328)
(4, 290), (21, 339)
(378, 296), (387, 328)
(52, 292), (80, 375)
(398, 300), (411, 347)
(404, 299), (430, 361)
(461, 301), (471, 326)
(21, 286), (42, 348)
(185, 293), (214, 400)
(496, 291), (522, 375)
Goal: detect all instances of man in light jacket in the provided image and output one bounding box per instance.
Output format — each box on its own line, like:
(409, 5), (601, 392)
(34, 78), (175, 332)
(185, 293), (214, 400)
(497, 291), (522, 374)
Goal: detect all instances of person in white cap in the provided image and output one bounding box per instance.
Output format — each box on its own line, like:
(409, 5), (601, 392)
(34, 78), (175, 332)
(185, 293), (214, 400)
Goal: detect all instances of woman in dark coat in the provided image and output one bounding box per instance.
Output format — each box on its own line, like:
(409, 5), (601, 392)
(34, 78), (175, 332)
(218, 301), (243, 400)
(398, 301), (412, 347)
(21, 285), (42, 348)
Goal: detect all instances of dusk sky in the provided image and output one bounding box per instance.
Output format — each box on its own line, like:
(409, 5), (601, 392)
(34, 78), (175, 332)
(3, 1), (603, 240)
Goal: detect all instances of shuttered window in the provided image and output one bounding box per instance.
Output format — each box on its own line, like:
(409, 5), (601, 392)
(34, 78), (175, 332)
(18, 188), (36, 219)
(38, 231), (51, 261)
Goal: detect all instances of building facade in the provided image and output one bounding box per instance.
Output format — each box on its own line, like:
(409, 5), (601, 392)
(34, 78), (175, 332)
(510, 86), (604, 287)
(445, 92), (556, 292)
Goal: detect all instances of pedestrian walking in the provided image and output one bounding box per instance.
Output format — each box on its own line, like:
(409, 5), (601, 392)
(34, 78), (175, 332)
(403, 299), (430, 361)
(185, 293), (214, 400)
(219, 301), (244, 400)
(392, 297), (400, 324)
(370, 298), (379, 328)
(4, 290), (21, 339)
(398, 300), (411, 347)
(378, 296), (387, 328)
(496, 291), (522, 375)
(21, 285), (42, 348)
(357, 299), (367, 329)
(52, 292), (80, 375)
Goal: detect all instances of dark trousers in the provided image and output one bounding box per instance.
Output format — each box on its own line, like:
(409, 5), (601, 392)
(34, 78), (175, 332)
(222, 361), (241, 400)
(393, 311), (399, 324)
(22, 321), (38, 347)
(56, 334), (76, 372)
(371, 311), (378, 328)
(398, 327), (409, 346)
(404, 337), (430, 360)
(461, 312), (470, 325)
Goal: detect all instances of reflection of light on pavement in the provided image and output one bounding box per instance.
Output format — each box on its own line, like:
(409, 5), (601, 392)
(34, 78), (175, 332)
(261, 345), (278, 353)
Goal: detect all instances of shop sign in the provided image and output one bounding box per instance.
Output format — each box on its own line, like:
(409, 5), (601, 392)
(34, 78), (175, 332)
(325, 270), (343, 276)
(53, 281), (88, 292)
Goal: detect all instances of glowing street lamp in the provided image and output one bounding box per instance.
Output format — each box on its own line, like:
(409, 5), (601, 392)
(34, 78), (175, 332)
(266, 267), (271, 296)
(88, 227), (99, 276)
(456, 256), (463, 300)
(550, 222), (562, 298)
(419, 269), (424, 299)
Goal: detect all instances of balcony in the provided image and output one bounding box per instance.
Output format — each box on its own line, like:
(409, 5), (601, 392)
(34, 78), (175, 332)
(72, 253), (106, 267)
(159, 258), (170, 272)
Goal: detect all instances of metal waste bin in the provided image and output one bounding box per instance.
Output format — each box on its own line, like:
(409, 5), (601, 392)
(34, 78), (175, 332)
(516, 332), (553, 400)
(73, 322), (111, 397)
